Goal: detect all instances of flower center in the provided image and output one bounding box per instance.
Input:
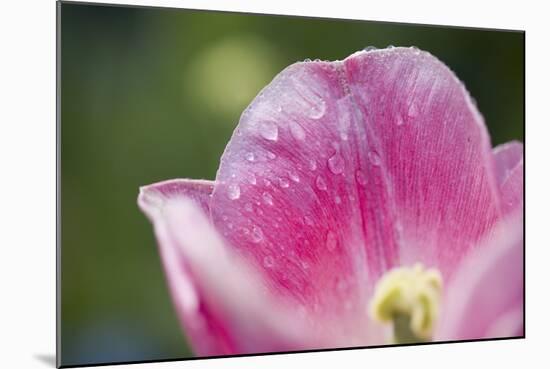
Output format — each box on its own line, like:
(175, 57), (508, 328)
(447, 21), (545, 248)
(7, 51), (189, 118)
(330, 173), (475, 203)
(369, 263), (442, 344)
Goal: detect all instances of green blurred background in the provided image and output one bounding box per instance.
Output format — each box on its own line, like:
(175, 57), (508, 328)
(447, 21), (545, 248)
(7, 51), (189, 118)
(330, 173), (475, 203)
(60, 2), (524, 366)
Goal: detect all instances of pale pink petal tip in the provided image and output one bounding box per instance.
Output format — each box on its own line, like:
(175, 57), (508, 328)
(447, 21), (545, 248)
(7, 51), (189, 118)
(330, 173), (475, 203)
(138, 181), (313, 355)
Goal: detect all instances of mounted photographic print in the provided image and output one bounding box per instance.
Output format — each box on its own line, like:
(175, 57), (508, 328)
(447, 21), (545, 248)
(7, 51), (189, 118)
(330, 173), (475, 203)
(57, 1), (524, 367)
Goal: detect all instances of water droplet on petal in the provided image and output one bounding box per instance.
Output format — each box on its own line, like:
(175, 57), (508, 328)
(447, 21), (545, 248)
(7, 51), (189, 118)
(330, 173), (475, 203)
(247, 174), (257, 185)
(303, 216), (314, 226)
(245, 152), (255, 162)
(276, 105), (282, 112)
(266, 151), (277, 160)
(289, 121), (306, 141)
(308, 99), (326, 120)
(304, 58), (312, 62)
(263, 255), (274, 267)
(368, 151), (381, 166)
(315, 176), (328, 191)
(260, 121), (279, 141)
(363, 45), (378, 52)
(328, 153), (344, 174)
(335, 195), (342, 204)
(244, 203), (253, 212)
(251, 226), (264, 243)
(325, 231), (337, 251)
(407, 102), (419, 118)
(227, 184), (241, 200)
(262, 192), (274, 205)
(288, 171), (300, 183)
(396, 113), (405, 126)
(278, 177), (290, 188)
(309, 159), (317, 171)
(355, 170), (367, 186)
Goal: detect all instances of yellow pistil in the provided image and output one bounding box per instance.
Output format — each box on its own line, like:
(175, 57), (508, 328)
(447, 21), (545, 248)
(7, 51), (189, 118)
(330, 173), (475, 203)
(369, 263), (443, 344)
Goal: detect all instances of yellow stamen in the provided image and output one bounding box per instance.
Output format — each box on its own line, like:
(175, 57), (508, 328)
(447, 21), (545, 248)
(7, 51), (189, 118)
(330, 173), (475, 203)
(369, 263), (443, 343)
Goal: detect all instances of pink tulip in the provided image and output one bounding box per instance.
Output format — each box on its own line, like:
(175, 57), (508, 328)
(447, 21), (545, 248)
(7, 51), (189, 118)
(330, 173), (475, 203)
(138, 47), (523, 356)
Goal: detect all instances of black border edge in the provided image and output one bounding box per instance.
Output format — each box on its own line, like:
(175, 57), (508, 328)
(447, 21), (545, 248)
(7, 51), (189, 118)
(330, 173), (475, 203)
(57, 0), (525, 34)
(56, 1), (62, 368)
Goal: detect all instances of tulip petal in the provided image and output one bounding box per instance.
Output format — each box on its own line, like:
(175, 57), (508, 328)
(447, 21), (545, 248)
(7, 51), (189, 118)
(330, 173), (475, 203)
(210, 58), (383, 338)
(138, 180), (312, 356)
(435, 211), (524, 340)
(343, 48), (503, 276)
(493, 141), (523, 186)
(492, 142), (524, 215)
(209, 47), (503, 331)
(139, 179), (214, 217)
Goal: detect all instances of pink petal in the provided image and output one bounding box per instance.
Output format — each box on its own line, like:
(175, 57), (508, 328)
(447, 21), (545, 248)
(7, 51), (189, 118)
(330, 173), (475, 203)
(210, 58), (386, 337)
(500, 159), (524, 215)
(139, 179), (214, 218)
(493, 141), (523, 185)
(209, 47), (503, 329)
(492, 142), (524, 215)
(344, 48), (503, 277)
(138, 180), (312, 355)
(435, 210), (524, 340)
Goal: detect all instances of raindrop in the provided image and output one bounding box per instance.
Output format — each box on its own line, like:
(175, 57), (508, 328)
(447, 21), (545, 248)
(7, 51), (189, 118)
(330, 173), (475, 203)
(227, 223), (234, 230)
(363, 46), (378, 52)
(304, 58), (312, 62)
(355, 170), (367, 186)
(340, 132), (349, 141)
(266, 151), (277, 160)
(368, 151), (381, 166)
(227, 184), (241, 200)
(308, 99), (326, 120)
(303, 216), (314, 226)
(277, 105), (283, 112)
(260, 121), (279, 141)
(251, 226), (264, 243)
(396, 113), (405, 126)
(335, 195), (342, 204)
(325, 231), (337, 251)
(245, 152), (255, 162)
(309, 159), (317, 171)
(289, 121), (306, 141)
(328, 153), (344, 174)
(289, 171), (300, 183)
(263, 255), (274, 267)
(315, 176), (328, 190)
(247, 174), (257, 185)
(301, 260), (310, 269)
(278, 177), (290, 188)
(387, 44), (395, 49)
(407, 102), (419, 118)
(262, 192), (274, 205)
(244, 203), (253, 212)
